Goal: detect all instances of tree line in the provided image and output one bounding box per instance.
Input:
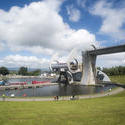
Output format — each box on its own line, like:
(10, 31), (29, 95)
(0, 66), (41, 76)
(0, 66), (125, 76)
(101, 66), (125, 76)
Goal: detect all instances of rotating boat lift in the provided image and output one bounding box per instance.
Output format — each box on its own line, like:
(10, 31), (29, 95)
(50, 44), (125, 85)
(81, 44), (125, 85)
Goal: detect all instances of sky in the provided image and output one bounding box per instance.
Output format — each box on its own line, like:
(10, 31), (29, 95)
(0, 0), (125, 69)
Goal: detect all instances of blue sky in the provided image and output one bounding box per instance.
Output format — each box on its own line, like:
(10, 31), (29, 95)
(0, 0), (125, 68)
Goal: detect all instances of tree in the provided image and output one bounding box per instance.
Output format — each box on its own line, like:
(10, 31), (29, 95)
(32, 69), (41, 76)
(102, 66), (125, 76)
(18, 67), (28, 76)
(0, 67), (9, 75)
(29, 69), (41, 76)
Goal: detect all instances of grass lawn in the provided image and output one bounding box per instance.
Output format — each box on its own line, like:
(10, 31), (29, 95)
(0, 76), (125, 125)
(109, 75), (125, 84)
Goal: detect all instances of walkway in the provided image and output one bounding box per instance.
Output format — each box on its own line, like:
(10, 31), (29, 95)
(0, 87), (124, 101)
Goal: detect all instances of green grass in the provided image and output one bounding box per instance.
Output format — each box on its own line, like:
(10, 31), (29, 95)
(0, 75), (125, 125)
(0, 94), (125, 125)
(109, 75), (125, 84)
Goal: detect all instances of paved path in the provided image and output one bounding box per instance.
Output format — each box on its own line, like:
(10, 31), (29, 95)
(0, 87), (124, 101)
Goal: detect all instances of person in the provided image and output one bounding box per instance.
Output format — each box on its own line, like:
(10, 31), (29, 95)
(54, 96), (56, 101)
(2, 94), (5, 101)
(54, 96), (59, 101)
(70, 95), (75, 100)
(109, 88), (112, 91)
(56, 96), (59, 101)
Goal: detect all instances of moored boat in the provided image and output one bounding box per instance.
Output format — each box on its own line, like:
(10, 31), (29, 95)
(32, 80), (50, 84)
(9, 82), (27, 85)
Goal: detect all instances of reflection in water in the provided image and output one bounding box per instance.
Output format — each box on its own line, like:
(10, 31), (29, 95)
(0, 78), (115, 97)
(0, 84), (115, 97)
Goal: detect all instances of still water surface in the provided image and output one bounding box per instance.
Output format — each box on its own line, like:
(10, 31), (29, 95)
(0, 78), (114, 97)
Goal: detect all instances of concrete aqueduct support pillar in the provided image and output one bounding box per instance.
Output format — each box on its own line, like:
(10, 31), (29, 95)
(81, 51), (97, 85)
(81, 44), (125, 85)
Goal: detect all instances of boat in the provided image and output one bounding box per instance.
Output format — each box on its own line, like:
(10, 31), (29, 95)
(9, 82), (27, 85)
(32, 80), (50, 84)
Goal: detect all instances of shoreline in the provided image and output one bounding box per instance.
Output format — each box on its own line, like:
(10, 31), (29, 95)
(0, 87), (124, 101)
(0, 75), (55, 79)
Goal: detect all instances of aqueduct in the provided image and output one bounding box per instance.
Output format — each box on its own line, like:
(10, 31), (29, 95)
(81, 44), (125, 85)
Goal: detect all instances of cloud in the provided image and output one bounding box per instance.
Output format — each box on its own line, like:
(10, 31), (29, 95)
(51, 49), (125, 68)
(66, 5), (81, 22)
(97, 52), (125, 67)
(0, 0), (124, 69)
(0, 51), (124, 69)
(0, 0), (97, 56)
(0, 55), (49, 68)
(90, 1), (125, 40)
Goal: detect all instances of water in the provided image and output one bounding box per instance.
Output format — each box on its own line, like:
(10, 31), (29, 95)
(0, 78), (115, 97)
(7, 77), (56, 84)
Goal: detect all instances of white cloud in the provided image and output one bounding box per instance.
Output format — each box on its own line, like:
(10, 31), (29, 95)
(0, 0), (96, 56)
(0, 0), (124, 69)
(97, 52), (125, 68)
(51, 50), (125, 68)
(0, 55), (49, 68)
(90, 1), (125, 40)
(66, 5), (81, 22)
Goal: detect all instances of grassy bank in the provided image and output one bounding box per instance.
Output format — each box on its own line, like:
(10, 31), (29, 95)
(0, 76), (125, 125)
(109, 75), (125, 84)
(0, 92), (125, 125)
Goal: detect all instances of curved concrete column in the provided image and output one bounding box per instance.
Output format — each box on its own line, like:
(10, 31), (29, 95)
(81, 52), (96, 85)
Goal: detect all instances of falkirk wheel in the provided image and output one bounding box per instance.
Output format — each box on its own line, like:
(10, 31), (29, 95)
(50, 44), (125, 85)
